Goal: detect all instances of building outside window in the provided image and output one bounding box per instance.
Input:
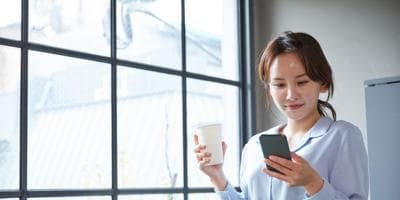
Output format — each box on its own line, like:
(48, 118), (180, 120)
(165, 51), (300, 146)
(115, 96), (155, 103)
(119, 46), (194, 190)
(0, 0), (252, 199)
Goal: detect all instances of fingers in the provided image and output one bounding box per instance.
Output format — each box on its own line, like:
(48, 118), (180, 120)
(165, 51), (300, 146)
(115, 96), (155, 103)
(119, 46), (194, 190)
(264, 153), (317, 188)
(269, 155), (293, 169)
(196, 153), (211, 166)
(196, 152), (211, 162)
(193, 144), (211, 163)
(265, 159), (292, 175)
(193, 139), (227, 168)
(198, 156), (211, 165)
(193, 144), (206, 154)
(192, 132), (205, 154)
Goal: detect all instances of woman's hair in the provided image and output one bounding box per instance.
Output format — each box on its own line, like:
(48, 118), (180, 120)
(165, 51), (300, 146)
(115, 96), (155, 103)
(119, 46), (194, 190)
(258, 31), (336, 121)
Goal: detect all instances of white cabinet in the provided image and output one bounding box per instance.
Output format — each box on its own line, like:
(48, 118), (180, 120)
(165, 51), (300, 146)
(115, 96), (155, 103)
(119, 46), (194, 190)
(365, 76), (400, 199)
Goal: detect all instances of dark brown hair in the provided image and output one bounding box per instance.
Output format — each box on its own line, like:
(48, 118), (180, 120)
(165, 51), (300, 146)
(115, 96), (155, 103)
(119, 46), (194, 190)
(258, 31), (336, 120)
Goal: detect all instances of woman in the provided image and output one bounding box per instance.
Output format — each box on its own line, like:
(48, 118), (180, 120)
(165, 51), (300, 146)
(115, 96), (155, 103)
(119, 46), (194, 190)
(194, 31), (369, 199)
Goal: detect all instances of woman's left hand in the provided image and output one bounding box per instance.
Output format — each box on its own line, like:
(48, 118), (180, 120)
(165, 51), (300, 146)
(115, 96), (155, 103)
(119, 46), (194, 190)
(262, 152), (324, 196)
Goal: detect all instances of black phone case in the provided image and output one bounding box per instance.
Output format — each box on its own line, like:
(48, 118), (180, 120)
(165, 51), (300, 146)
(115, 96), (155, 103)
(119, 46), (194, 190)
(259, 134), (292, 173)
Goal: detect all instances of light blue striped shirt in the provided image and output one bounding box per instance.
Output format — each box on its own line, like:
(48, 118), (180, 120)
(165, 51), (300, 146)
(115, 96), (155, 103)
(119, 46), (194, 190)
(216, 117), (369, 200)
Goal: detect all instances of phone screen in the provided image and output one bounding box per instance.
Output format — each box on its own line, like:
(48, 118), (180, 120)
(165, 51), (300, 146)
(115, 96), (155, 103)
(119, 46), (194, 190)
(259, 134), (291, 173)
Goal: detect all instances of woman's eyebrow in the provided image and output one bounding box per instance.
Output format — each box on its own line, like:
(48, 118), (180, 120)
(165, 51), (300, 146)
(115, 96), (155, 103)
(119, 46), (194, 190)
(271, 77), (284, 81)
(271, 73), (307, 81)
(295, 73), (307, 78)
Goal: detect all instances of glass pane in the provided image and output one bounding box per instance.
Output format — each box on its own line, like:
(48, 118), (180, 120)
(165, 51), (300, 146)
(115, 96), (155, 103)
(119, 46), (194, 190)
(29, 0), (110, 56)
(189, 193), (218, 200)
(0, 1), (20, 40)
(0, 45), (20, 190)
(185, 0), (238, 80)
(28, 51), (111, 189)
(119, 194), (183, 200)
(117, 0), (181, 70)
(30, 197), (110, 200)
(187, 79), (240, 187)
(118, 66), (182, 188)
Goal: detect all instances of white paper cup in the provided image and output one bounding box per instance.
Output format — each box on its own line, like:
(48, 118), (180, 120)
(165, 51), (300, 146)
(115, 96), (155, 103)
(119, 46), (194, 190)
(195, 123), (223, 166)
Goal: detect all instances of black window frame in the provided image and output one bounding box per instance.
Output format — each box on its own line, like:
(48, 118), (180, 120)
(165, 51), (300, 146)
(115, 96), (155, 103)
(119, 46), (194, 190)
(0, 0), (255, 199)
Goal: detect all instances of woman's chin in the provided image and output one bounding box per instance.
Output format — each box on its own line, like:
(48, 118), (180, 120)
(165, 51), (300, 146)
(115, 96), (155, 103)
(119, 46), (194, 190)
(284, 110), (306, 121)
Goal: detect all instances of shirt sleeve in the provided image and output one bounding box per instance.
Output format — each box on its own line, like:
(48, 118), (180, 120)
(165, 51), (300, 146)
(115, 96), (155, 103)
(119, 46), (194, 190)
(305, 126), (369, 200)
(215, 143), (251, 200)
(215, 182), (246, 200)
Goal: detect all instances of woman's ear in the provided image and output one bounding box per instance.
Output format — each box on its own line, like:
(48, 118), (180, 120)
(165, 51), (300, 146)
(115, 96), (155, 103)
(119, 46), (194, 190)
(320, 83), (329, 93)
(264, 83), (271, 95)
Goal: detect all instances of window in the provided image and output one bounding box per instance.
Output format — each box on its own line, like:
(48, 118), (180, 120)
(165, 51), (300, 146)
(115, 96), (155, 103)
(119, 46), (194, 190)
(0, 0), (252, 199)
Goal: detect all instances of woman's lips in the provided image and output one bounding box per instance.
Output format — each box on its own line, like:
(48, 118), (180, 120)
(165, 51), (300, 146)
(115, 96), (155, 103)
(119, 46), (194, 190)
(285, 104), (303, 110)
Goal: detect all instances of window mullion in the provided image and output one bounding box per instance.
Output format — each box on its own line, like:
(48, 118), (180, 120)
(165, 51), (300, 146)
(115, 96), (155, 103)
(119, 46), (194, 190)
(180, 0), (188, 199)
(111, 0), (118, 199)
(20, 0), (29, 199)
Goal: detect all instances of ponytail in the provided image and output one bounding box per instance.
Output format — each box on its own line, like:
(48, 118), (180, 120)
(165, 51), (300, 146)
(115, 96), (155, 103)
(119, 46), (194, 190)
(317, 100), (336, 121)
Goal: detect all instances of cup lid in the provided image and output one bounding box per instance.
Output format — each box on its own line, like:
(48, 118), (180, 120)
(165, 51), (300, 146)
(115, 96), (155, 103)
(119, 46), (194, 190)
(193, 122), (222, 131)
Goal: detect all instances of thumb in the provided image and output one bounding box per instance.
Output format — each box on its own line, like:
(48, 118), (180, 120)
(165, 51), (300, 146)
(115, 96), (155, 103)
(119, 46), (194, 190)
(222, 141), (227, 155)
(194, 134), (199, 145)
(291, 152), (305, 163)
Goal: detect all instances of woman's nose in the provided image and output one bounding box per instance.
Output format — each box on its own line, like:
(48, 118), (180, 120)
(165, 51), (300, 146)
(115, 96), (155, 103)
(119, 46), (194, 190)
(286, 86), (299, 100)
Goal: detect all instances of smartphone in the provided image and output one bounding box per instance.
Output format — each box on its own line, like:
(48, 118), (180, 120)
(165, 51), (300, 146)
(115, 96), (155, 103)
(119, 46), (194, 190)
(259, 134), (292, 173)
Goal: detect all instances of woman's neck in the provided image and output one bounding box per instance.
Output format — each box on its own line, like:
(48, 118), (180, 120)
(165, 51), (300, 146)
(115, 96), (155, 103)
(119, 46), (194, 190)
(281, 112), (321, 149)
(283, 111), (321, 138)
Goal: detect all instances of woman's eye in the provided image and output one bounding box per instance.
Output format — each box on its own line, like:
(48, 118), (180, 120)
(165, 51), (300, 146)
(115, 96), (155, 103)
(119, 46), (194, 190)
(298, 80), (309, 85)
(271, 83), (285, 88)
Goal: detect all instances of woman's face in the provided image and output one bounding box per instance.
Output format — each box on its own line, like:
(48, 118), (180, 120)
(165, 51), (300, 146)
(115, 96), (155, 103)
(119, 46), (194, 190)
(268, 53), (325, 121)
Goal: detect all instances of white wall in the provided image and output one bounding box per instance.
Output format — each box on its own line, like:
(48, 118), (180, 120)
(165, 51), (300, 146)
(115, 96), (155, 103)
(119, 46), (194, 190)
(253, 0), (400, 147)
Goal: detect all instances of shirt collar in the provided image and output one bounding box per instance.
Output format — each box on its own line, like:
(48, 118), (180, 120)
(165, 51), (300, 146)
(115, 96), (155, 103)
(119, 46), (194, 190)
(255, 116), (333, 144)
(307, 116), (333, 138)
(292, 116), (333, 151)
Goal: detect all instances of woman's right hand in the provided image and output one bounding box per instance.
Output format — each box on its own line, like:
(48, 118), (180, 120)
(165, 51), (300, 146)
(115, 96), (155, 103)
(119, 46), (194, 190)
(193, 134), (228, 191)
